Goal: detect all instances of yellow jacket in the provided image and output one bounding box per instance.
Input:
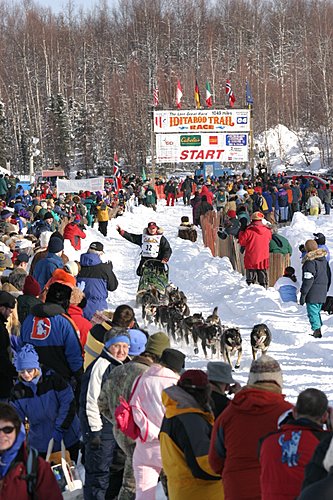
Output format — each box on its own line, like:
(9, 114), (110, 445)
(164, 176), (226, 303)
(160, 386), (223, 500)
(96, 205), (109, 222)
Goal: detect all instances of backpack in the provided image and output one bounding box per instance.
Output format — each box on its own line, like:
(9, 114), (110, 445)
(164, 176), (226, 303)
(24, 446), (39, 499)
(115, 375), (147, 441)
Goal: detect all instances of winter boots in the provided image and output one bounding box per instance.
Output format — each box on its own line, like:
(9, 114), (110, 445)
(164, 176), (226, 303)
(311, 328), (322, 338)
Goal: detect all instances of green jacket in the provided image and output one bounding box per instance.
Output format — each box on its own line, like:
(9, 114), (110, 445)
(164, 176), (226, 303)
(269, 234), (292, 255)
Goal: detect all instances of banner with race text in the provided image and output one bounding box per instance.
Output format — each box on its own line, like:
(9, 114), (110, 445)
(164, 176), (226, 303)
(56, 177), (105, 194)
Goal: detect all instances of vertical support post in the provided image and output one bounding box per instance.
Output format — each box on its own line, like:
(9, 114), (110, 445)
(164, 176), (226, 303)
(249, 104), (254, 179)
(151, 106), (156, 188)
(29, 155), (34, 185)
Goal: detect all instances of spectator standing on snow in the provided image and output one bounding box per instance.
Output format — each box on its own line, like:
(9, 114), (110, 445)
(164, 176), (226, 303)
(98, 332), (170, 500)
(208, 355), (293, 500)
(96, 201), (109, 236)
(0, 291), (17, 401)
(238, 211), (272, 288)
(207, 361), (242, 418)
(274, 266), (299, 303)
(180, 176), (194, 206)
(131, 348), (185, 500)
(306, 190), (324, 215)
(77, 241), (118, 320)
(79, 327), (131, 500)
(63, 214), (86, 250)
(259, 388), (330, 500)
(32, 236), (64, 290)
(160, 370), (222, 500)
(323, 184), (332, 215)
(300, 239), (331, 338)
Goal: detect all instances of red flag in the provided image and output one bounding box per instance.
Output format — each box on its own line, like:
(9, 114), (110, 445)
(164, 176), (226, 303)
(113, 152), (122, 192)
(176, 80), (183, 109)
(226, 80), (236, 107)
(153, 84), (159, 107)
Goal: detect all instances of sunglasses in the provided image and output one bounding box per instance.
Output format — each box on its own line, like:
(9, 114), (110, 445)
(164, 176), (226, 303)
(0, 426), (15, 434)
(19, 368), (35, 375)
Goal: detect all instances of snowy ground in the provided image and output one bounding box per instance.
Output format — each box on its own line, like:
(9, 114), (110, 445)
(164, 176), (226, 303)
(65, 200), (333, 406)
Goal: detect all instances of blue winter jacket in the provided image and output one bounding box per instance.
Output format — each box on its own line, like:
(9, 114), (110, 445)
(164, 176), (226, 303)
(32, 252), (64, 290)
(20, 302), (83, 381)
(11, 368), (81, 453)
(77, 252), (118, 320)
(262, 191), (274, 212)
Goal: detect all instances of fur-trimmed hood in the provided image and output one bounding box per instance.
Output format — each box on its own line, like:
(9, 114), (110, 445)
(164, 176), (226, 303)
(302, 248), (327, 264)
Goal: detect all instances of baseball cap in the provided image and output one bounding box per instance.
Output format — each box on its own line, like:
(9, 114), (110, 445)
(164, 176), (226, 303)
(89, 242), (104, 252)
(148, 221), (157, 229)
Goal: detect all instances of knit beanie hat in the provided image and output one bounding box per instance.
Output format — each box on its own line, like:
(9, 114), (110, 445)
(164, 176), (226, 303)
(181, 216), (190, 223)
(145, 332), (170, 356)
(51, 269), (76, 289)
(64, 261), (79, 277)
(23, 276), (41, 297)
(43, 211), (54, 220)
(227, 209), (237, 218)
(251, 211), (265, 221)
(160, 348), (186, 374)
(39, 231), (53, 248)
(128, 329), (147, 356)
(1, 209), (12, 220)
(247, 354), (283, 388)
(14, 344), (40, 372)
(73, 215), (81, 224)
(305, 239), (318, 253)
(70, 286), (85, 306)
(48, 237), (64, 254)
(104, 326), (131, 349)
(178, 369), (209, 388)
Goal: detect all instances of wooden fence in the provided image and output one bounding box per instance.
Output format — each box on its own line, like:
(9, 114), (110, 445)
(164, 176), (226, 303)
(200, 211), (290, 287)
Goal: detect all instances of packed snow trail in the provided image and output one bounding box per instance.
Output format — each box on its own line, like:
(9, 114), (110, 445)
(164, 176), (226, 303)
(67, 200), (333, 404)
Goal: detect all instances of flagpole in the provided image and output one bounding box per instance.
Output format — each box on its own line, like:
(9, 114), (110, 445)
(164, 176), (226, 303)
(151, 106), (156, 188)
(249, 103), (254, 179)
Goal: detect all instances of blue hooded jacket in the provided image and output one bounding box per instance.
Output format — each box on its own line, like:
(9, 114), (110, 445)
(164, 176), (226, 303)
(11, 368), (81, 453)
(77, 252), (118, 320)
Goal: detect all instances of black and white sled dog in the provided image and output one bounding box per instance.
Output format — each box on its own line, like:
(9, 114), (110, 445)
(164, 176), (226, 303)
(220, 327), (243, 369)
(141, 288), (160, 326)
(250, 323), (272, 360)
(192, 321), (221, 358)
(180, 313), (204, 345)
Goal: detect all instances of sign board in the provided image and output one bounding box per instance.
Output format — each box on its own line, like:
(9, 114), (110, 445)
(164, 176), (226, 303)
(154, 109), (250, 133)
(57, 177), (104, 194)
(42, 169), (65, 177)
(156, 133), (248, 163)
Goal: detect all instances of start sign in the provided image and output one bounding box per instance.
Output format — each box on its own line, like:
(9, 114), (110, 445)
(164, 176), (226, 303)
(156, 133), (248, 163)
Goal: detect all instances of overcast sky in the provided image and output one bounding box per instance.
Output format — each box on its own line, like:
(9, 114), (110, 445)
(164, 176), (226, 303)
(36, 0), (116, 14)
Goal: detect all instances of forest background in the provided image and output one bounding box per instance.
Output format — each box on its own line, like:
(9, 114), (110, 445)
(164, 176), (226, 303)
(0, 0), (332, 175)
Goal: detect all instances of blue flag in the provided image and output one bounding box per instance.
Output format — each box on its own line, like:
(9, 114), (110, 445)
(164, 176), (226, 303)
(246, 80), (254, 105)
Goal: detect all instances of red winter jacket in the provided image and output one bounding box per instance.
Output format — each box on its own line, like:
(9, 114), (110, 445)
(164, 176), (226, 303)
(238, 221), (272, 269)
(199, 185), (214, 205)
(63, 222), (86, 250)
(209, 386), (293, 500)
(0, 444), (62, 500)
(68, 304), (92, 347)
(259, 419), (329, 500)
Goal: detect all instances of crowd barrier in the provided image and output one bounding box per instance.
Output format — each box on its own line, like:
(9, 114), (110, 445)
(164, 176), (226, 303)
(200, 211), (290, 288)
(155, 183), (197, 200)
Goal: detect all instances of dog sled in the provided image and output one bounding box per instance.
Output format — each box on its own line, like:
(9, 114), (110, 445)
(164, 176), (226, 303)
(136, 259), (169, 304)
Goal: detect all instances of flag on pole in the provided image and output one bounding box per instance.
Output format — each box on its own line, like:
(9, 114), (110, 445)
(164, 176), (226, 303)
(226, 80), (236, 107)
(194, 80), (201, 109)
(205, 81), (212, 107)
(246, 80), (254, 105)
(176, 80), (183, 109)
(113, 151), (122, 192)
(153, 84), (159, 107)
